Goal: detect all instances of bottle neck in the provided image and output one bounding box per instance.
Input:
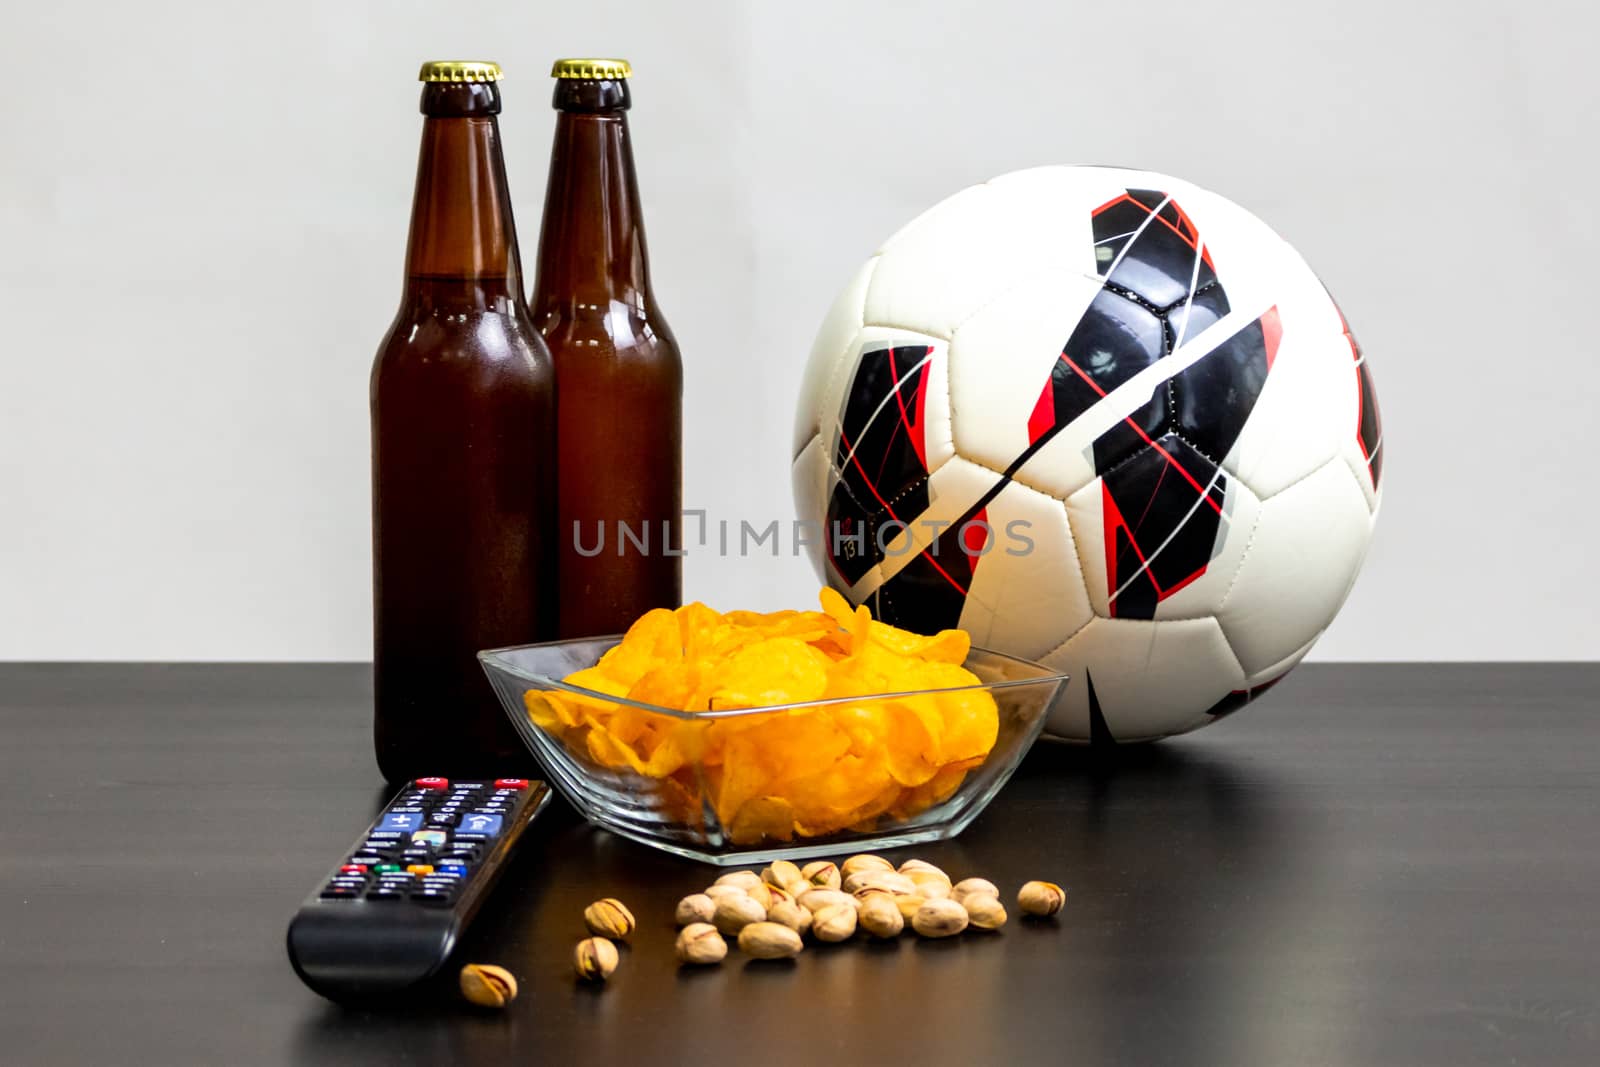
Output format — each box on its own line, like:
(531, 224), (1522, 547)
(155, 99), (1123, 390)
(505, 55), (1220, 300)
(531, 96), (653, 313)
(401, 92), (523, 310)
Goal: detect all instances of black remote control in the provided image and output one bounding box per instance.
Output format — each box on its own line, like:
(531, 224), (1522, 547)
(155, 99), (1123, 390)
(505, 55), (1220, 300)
(287, 776), (552, 1001)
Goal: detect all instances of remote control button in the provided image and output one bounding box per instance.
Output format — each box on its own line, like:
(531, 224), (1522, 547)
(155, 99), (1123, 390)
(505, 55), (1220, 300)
(411, 890), (456, 906)
(339, 864), (368, 874)
(406, 864), (434, 875)
(365, 888), (403, 901)
(494, 778), (529, 790)
(376, 812), (424, 833)
(349, 856), (384, 867)
(320, 886), (360, 899)
(415, 777), (449, 790)
(437, 861), (469, 875)
(456, 813), (503, 838)
(372, 862), (402, 873)
(428, 812), (458, 827)
(410, 829), (448, 848)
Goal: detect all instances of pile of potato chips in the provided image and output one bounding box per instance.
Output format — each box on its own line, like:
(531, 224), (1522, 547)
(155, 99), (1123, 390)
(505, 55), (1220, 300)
(523, 589), (1000, 844)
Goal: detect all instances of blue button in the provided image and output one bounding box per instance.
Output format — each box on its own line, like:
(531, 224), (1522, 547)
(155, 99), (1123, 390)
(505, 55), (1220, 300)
(438, 861), (469, 874)
(378, 812), (423, 833)
(457, 813), (502, 838)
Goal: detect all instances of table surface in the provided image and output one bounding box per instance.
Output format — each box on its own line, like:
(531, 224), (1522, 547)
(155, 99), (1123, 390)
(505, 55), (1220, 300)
(2, 663), (1597, 1066)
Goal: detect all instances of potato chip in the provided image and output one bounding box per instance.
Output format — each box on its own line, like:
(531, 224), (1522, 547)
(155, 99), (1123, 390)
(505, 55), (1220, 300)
(596, 608), (682, 685)
(728, 795), (797, 845)
(706, 637), (831, 709)
(527, 588), (1003, 846)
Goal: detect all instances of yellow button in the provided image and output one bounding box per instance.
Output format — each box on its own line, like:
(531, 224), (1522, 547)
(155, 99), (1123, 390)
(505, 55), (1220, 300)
(407, 864), (434, 875)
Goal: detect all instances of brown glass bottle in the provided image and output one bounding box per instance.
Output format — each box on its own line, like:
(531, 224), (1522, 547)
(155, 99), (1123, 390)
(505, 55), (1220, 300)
(371, 62), (554, 784)
(531, 59), (683, 637)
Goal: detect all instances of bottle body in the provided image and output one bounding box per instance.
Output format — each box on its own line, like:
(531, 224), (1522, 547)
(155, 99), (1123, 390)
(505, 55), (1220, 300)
(372, 71), (554, 783)
(533, 68), (682, 637)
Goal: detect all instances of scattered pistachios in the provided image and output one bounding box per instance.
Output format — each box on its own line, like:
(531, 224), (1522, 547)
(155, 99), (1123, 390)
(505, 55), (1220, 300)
(800, 860), (841, 890)
(713, 870), (765, 894)
(904, 870), (952, 899)
(675, 922), (728, 966)
(459, 963), (518, 1008)
(703, 884), (748, 904)
(583, 898), (636, 939)
(675, 893), (716, 926)
(762, 860), (802, 890)
(570, 860), (1062, 991)
(574, 937), (619, 982)
(963, 893), (1008, 931)
(738, 921), (804, 959)
(895, 893), (927, 922)
(712, 891), (768, 936)
(767, 899), (812, 936)
(812, 902), (859, 942)
(843, 869), (916, 897)
(858, 892), (905, 938)
(912, 897), (970, 938)
(897, 858), (948, 879)
(840, 854), (895, 879)
(950, 877), (1000, 907)
(1017, 880), (1065, 917)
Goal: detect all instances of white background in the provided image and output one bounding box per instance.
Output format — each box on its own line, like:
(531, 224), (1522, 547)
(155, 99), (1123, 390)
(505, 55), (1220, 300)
(1, 0), (1595, 661)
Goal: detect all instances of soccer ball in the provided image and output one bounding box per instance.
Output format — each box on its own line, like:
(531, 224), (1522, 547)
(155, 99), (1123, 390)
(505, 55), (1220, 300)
(792, 166), (1382, 743)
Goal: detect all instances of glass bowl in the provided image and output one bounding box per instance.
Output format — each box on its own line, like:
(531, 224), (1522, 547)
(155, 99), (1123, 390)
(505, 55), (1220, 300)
(479, 635), (1068, 866)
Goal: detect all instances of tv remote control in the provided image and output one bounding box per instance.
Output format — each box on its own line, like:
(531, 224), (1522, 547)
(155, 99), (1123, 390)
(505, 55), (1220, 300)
(287, 776), (552, 1001)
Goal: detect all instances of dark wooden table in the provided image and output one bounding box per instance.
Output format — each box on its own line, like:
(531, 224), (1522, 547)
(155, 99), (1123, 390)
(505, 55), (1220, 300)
(2, 664), (1597, 1065)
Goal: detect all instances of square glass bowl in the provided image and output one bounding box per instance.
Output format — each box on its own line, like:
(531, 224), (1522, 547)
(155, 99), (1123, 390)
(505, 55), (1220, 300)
(479, 636), (1068, 866)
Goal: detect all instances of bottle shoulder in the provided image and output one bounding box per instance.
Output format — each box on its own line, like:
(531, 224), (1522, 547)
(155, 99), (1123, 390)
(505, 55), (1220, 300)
(533, 298), (678, 357)
(373, 306), (553, 385)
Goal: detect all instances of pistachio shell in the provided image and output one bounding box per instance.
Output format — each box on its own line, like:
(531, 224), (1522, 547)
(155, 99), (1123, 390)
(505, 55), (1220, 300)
(459, 963), (518, 1008)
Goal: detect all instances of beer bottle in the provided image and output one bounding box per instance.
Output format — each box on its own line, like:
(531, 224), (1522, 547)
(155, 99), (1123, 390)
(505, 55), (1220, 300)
(371, 61), (554, 783)
(531, 58), (683, 637)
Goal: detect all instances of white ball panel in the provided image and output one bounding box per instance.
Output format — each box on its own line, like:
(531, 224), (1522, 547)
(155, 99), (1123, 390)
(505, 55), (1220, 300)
(791, 433), (831, 584)
(1039, 616), (1246, 742)
(865, 179), (1091, 339)
(1062, 476), (1110, 618)
(1242, 631), (1320, 689)
(793, 256), (876, 457)
(981, 165), (1164, 279)
(1217, 458), (1373, 676)
(1222, 317), (1349, 499)
(945, 269), (1102, 490)
(957, 481), (1093, 661)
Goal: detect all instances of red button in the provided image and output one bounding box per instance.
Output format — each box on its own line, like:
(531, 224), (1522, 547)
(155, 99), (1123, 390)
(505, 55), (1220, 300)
(494, 778), (529, 790)
(340, 864), (368, 874)
(415, 777), (449, 790)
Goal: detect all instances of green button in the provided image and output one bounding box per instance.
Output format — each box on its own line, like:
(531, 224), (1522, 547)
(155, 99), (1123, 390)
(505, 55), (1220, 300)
(375, 863), (401, 873)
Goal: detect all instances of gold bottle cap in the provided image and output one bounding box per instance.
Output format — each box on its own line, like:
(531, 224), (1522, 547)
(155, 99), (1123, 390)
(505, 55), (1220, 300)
(418, 60), (503, 84)
(550, 58), (631, 80)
